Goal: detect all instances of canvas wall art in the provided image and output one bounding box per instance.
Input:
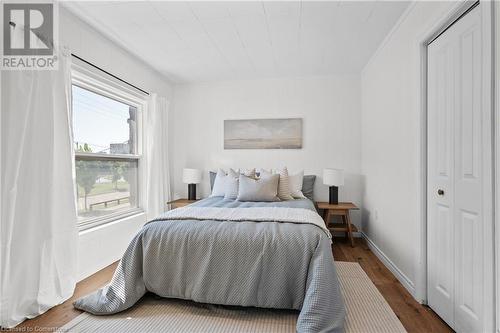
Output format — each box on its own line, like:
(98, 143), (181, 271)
(224, 118), (303, 149)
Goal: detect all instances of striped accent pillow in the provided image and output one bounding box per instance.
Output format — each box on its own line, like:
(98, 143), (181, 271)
(276, 167), (294, 201)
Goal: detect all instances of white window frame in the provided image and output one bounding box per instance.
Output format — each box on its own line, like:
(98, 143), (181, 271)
(71, 61), (148, 231)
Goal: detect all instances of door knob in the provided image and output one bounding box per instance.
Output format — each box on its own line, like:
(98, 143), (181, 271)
(437, 189), (445, 196)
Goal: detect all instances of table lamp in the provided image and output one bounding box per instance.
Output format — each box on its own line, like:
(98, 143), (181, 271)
(323, 168), (344, 205)
(183, 168), (202, 200)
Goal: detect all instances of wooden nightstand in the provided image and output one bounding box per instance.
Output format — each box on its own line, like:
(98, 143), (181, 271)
(167, 199), (198, 209)
(317, 202), (359, 247)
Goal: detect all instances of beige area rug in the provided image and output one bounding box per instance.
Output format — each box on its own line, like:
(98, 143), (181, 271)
(60, 262), (406, 333)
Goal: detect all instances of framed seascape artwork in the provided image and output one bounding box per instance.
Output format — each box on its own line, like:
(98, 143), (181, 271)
(224, 118), (303, 149)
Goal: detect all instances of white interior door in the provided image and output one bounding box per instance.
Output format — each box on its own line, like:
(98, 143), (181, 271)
(427, 5), (487, 332)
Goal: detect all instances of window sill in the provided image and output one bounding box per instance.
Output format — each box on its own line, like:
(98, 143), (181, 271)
(78, 208), (145, 233)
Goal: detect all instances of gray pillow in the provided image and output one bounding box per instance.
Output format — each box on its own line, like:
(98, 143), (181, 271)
(209, 171), (216, 190)
(302, 175), (316, 201)
(237, 174), (279, 202)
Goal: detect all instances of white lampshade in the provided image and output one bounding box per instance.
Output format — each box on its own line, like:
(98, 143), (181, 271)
(323, 168), (344, 186)
(182, 168), (202, 184)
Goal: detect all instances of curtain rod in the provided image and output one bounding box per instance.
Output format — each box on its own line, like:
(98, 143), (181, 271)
(71, 53), (150, 96)
(427, 0), (479, 45)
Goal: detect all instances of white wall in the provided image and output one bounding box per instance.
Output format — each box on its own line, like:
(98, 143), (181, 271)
(361, 1), (462, 296)
(171, 75), (363, 228)
(59, 7), (174, 281)
(60, 7), (173, 100)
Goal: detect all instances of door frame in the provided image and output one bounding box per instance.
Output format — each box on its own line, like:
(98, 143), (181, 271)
(415, 0), (495, 331)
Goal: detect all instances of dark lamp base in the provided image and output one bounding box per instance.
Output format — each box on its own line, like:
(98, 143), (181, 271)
(329, 186), (338, 205)
(188, 184), (196, 200)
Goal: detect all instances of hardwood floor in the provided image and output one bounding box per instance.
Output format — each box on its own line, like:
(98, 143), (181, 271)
(6, 237), (452, 333)
(333, 238), (452, 333)
(2, 262), (119, 332)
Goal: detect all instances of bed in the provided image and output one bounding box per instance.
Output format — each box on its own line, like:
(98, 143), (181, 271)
(74, 197), (345, 332)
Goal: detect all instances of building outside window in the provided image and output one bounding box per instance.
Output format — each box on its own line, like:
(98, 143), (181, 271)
(71, 68), (145, 229)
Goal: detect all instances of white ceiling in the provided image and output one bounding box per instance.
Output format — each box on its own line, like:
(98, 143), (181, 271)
(64, 1), (409, 83)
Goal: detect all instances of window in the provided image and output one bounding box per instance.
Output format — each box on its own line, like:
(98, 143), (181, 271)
(72, 74), (144, 228)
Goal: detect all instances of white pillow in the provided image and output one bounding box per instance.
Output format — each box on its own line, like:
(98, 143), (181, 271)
(224, 169), (240, 200)
(210, 169), (227, 197)
(212, 168), (254, 198)
(289, 171), (306, 199)
(276, 167), (294, 200)
(258, 168), (273, 178)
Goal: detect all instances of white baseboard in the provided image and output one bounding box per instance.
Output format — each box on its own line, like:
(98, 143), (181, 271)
(361, 232), (416, 297)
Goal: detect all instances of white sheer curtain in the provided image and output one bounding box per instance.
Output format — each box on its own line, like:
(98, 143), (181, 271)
(0, 49), (78, 327)
(145, 93), (171, 220)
